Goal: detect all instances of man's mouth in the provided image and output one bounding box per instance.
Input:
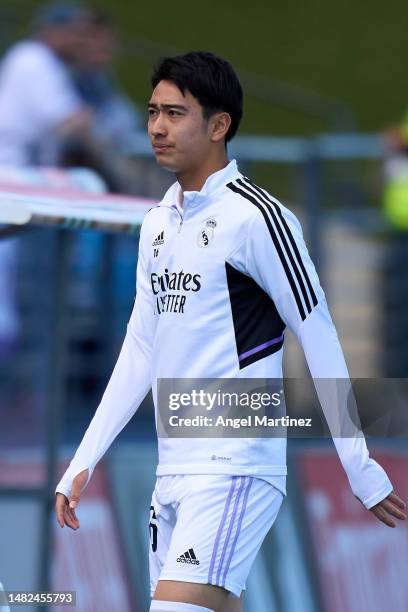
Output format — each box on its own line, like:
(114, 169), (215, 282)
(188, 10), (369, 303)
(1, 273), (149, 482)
(152, 143), (173, 152)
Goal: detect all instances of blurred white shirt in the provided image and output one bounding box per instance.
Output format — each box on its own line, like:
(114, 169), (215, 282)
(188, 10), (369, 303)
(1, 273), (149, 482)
(0, 40), (82, 347)
(0, 40), (82, 165)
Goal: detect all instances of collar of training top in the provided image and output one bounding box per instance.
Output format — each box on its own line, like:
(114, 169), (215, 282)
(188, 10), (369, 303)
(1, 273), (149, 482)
(159, 159), (240, 210)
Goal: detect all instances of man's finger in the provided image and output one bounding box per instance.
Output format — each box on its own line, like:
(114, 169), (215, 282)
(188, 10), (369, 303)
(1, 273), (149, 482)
(371, 505), (396, 528)
(67, 505), (80, 528)
(57, 503), (76, 530)
(380, 498), (407, 521)
(372, 506), (395, 528)
(55, 494), (78, 530)
(68, 505), (78, 521)
(56, 512), (65, 528)
(63, 506), (79, 530)
(55, 494), (68, 528)
(69, 484), (82, 509)
(56, 504), (65, 528)
(69, 469), (89, 509)
(388, 491), (406, 510)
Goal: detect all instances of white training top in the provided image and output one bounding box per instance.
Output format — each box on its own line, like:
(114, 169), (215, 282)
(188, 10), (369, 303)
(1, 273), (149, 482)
(56, 160), (393, 509)
(0, 40), (82, 165)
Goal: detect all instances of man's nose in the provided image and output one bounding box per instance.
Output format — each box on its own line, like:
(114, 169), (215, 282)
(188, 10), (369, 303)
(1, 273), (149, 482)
(150, 113), (167, 137)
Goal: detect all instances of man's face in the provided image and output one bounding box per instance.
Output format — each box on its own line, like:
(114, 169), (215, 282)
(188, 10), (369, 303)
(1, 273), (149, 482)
(79, 24), (116, 69)
(148, 80), (213, 174)
(42, 17), (90, 64)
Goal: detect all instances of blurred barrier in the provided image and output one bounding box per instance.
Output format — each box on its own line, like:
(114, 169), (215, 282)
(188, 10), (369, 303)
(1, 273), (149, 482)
(0, 165), (155, 233)
(0, 454), (135, 612)
(299, 447), (408, 612)
(0, 581), (10, 612)
(0, 166), (124, 612)
(53, 461), (134, 612)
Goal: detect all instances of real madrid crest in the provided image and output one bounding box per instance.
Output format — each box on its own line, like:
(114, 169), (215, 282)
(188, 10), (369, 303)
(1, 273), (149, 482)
(197, 218), (217, 248)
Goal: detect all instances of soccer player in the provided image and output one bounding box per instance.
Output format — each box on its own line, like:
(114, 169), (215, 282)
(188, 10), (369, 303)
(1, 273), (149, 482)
(55, 52), (406, 612)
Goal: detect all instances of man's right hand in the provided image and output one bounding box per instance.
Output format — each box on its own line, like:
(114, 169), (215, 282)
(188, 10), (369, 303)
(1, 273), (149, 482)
(55, 469), (89, 530)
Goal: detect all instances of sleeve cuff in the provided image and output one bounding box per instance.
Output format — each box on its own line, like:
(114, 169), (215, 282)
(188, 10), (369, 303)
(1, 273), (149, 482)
(55, 465), (93, 499)
(55, 479), (72, 499)
(361, 481), (394, 510)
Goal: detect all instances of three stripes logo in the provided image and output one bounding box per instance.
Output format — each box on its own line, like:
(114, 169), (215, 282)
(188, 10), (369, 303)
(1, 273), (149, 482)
(177, 548), (200, 565)
(226, 178), (318, 321)
(152, 230), (164, 258)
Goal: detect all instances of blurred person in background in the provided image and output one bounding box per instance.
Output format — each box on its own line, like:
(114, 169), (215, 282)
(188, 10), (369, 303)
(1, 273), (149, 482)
(0, 1), (91, 166)
(382, 112), (408, 375)
(383, 110), (408, 230)
(0, 1), (91, 357)
(58, 7), (144, 335)
(73, 8), (143, 152)
(61, 7), (148, 194)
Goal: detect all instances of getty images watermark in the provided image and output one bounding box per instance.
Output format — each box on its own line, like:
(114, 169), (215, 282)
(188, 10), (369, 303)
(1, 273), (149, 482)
(157, 378), (314, 439)
(156, 378), (408, 439)
(166, 387), (312, 430)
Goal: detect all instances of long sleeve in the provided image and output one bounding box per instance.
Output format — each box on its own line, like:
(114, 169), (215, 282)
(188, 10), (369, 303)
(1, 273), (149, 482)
(55, 219), (157, 498)
(245, 195), (393, 509)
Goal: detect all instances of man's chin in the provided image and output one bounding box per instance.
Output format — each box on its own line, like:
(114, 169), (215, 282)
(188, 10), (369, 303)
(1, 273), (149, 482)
(154, 155), (179, 173)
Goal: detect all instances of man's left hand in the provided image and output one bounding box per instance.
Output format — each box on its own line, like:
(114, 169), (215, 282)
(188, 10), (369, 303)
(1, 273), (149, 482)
(370, 490), (406, 527)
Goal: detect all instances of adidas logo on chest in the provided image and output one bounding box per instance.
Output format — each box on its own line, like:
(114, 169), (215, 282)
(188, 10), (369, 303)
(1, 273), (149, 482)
(152, 230), (165, 247)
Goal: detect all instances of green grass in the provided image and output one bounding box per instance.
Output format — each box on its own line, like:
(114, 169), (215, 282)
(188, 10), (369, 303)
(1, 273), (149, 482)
(97, 0), (408, 135)
(22, 0), (408, 136)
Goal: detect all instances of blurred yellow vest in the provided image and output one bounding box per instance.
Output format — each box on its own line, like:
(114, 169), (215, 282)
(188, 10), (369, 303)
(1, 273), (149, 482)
(384, 112), (408, 230)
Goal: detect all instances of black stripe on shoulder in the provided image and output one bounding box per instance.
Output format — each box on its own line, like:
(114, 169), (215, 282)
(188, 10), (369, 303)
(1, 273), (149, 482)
(145, 204), (162, 215)
(227, 181), (307, 321)
(242, 177), (318, 309)
(236, 178), (315, 315)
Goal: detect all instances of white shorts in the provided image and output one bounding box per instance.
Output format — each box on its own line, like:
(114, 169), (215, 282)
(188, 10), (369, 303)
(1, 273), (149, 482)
(148, 474), (284, 599)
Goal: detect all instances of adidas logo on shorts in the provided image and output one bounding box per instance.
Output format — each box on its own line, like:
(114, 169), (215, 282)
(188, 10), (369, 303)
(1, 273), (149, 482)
(176, 548), (200, 565)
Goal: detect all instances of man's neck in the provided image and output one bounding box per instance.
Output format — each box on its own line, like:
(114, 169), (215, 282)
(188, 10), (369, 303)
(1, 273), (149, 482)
(176, 154), (229, 199)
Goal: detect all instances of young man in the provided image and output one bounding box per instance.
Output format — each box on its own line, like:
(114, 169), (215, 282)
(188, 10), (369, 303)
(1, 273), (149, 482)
(55, 52), (406, 612)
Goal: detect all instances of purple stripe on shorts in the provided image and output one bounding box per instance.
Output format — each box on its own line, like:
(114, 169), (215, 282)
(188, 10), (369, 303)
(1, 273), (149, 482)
(221, 477), (253, 587)
(208, 477), (237, 584)
(215, 477), (246, 586)
(238, 334), (285, 361)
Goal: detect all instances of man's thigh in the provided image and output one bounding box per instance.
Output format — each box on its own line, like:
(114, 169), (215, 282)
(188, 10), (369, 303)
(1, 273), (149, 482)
(150, 475), (283, 602)
(153, 580), (230, 611)
(220, 592), (243, 612)
(153, 581), (243, 612)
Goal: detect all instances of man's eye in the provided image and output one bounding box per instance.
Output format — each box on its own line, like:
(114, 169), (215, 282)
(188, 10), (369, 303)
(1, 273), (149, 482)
(148, 108), (157, 117)
(169, 110), (181, 117)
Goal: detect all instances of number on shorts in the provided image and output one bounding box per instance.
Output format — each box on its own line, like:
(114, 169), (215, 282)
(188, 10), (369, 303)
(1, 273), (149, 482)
(149, 505), (158, 552)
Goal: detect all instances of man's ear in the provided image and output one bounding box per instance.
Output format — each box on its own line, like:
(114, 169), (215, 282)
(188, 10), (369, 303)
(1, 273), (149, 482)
(210, 112), (231, 143)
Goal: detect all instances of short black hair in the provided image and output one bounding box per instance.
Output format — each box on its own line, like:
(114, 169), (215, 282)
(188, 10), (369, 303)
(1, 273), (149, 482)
(32, 1), (85, 30)
(151, 51), (243, 143)
(85, 7), (114, 28)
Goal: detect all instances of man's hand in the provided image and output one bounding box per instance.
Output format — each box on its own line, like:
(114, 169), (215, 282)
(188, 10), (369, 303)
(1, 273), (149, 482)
(55, 469), (89, 530)
(369, 490), (406, 528)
